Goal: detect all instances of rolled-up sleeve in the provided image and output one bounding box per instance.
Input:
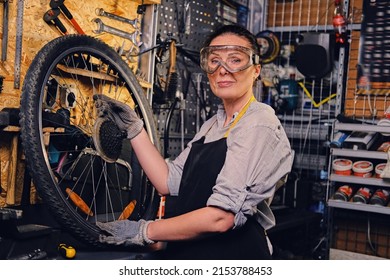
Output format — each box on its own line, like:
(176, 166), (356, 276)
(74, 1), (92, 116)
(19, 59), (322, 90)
(207, 112), (293, 229)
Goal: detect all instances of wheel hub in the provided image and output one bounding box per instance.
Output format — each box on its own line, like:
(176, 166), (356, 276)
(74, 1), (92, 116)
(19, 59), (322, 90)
(92, 117), (124, 163)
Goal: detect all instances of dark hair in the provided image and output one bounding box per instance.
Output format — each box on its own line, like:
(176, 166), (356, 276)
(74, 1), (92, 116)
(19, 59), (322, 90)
(202, 24), (260, 56)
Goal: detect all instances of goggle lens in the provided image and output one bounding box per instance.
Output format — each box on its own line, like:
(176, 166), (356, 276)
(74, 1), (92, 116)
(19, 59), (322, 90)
(200, 45), (258, 74)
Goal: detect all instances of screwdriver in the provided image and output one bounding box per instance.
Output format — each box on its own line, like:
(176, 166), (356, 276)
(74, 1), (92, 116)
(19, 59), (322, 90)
(58, 243), (76, 259)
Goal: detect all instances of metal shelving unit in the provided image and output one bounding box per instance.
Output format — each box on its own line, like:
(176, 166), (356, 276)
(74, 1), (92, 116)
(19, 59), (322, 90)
(327, 121), (390, 209)
(326, 121), (390, 259)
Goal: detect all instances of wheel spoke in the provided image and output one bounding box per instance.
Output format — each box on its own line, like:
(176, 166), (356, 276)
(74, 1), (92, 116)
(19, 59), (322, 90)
(20, 35), (159, 247)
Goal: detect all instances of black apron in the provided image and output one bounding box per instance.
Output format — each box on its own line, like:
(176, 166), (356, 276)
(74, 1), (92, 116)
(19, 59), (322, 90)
(161, 96), (271, 260)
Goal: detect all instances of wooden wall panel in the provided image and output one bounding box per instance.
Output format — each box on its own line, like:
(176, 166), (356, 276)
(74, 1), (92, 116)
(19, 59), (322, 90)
(0, 0), (160, 207)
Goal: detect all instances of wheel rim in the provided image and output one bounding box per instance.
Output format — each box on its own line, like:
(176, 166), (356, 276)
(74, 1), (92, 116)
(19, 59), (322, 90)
(20, 36), (159, 244)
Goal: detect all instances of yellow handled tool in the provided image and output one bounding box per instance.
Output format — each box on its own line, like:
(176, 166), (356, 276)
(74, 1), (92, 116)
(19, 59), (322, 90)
(58, 244), (76, 259)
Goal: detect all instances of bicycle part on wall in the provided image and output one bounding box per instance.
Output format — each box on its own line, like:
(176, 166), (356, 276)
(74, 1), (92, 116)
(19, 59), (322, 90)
(256, 30), (280, 64)
(19, 35), (160, 248)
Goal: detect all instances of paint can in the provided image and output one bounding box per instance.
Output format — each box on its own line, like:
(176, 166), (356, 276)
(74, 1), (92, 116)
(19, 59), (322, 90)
(334, 185), (354, 201)
(352, 187), (373, 204)
(332, 158), (353, 176)
(352, 160), (373, 178)
(369, 189), (390, 206)
(375, 163), (386, 178)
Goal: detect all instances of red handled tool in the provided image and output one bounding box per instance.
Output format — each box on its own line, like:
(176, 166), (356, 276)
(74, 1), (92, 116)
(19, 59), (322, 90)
(43, 8), (68, 35)
(50, 0), (85, 34)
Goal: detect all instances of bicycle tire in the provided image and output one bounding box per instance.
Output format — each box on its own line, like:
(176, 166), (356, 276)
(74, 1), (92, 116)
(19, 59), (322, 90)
(19, 34), (160, 248)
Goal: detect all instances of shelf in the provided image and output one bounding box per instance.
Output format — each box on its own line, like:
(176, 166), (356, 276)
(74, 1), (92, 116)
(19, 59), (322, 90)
(271, 23), (361, 32)
(331, 148), (388, 160)
(282, 122), (329, 140)
(329, 174), (390, 187)
(335, 122), (390, 134)
(328, 199), (390, 215)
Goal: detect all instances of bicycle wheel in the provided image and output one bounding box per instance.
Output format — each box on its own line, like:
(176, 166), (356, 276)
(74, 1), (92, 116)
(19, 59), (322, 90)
(19, 34), (160, 248)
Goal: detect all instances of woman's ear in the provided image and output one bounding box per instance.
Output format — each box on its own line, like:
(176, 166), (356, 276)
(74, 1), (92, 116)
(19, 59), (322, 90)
(254, 65), (261, 80)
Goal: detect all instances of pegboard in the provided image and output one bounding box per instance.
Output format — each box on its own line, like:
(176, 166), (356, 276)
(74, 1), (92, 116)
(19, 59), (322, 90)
(156, 0), (220, 51)
(359, 0), (390, 84)
(344, 0), (390, 118)
(154, 0), (225, 158)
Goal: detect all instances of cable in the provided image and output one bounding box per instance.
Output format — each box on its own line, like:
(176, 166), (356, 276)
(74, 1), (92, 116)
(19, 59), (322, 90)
(367, 216), (378, 256)
(298, 81), (337, 108)
(163, 97), (180, 158)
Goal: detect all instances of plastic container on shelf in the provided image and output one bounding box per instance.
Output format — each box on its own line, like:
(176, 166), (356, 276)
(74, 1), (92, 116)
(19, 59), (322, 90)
(375, 163), (387, 178)
(352, 160), (373, 178)
(352, 187), (373, 204)
(377, 118), (390, 136)
(377, 141), (390, 152)
(334, 185), (354, 201)
(330, 131), (349, 148)
(369, 189), (390, 206)
(332, 158), (353, 175)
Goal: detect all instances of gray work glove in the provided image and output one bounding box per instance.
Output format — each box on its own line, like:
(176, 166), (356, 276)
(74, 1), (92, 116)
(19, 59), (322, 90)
(93, 94), (143, 140)
(96, 219), (155, 246)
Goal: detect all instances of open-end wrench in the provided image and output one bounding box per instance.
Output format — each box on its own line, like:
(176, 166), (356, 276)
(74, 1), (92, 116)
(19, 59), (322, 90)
(92, 18), (139, 46)
(95, 8), (138, 27)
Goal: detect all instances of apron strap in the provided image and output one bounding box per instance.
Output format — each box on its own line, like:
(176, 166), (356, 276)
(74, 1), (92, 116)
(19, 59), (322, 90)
(224, 95), (256, 138)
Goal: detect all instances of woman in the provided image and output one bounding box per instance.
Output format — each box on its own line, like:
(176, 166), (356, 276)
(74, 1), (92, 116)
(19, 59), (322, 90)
(94, 24), (294, 259)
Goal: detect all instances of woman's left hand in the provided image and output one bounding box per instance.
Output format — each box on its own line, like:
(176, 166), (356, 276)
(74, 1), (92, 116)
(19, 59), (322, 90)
(96, 219), (155, 246)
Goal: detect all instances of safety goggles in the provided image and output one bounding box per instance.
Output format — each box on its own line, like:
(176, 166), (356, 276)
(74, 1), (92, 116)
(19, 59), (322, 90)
(200, 45), (260, 74)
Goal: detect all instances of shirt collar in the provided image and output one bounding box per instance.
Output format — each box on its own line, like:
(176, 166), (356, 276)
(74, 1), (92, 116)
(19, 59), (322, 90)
(216, 103), (240, 126)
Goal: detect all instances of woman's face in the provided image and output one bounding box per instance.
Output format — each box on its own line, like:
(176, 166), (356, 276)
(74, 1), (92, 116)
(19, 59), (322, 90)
(206, 34), (261, 102)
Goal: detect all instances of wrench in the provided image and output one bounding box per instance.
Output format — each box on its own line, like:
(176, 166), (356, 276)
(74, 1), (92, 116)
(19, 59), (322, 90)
(95, 8), (138, 27)
(92, 18), (139, 46)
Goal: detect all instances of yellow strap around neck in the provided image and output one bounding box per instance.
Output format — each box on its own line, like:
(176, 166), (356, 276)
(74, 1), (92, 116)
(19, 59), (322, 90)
(223, 95), (256, 138)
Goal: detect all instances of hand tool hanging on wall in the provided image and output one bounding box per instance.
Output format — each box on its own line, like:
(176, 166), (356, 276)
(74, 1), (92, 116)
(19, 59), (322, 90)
(165, 39), (178, 101)
(43, 8), (68, 35)
(95, 8), (138, 27)
(13, 0), (24, 89)
(50, 0), (85, 34)
(1, 0), (9, 61)
(153, 35), (179, 104)
(92, 18), (138, 46)
(182, 0), (191, 35)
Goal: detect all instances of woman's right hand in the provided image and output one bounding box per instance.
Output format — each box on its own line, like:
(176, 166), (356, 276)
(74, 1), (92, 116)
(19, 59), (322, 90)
(93, 94), (144, 140)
